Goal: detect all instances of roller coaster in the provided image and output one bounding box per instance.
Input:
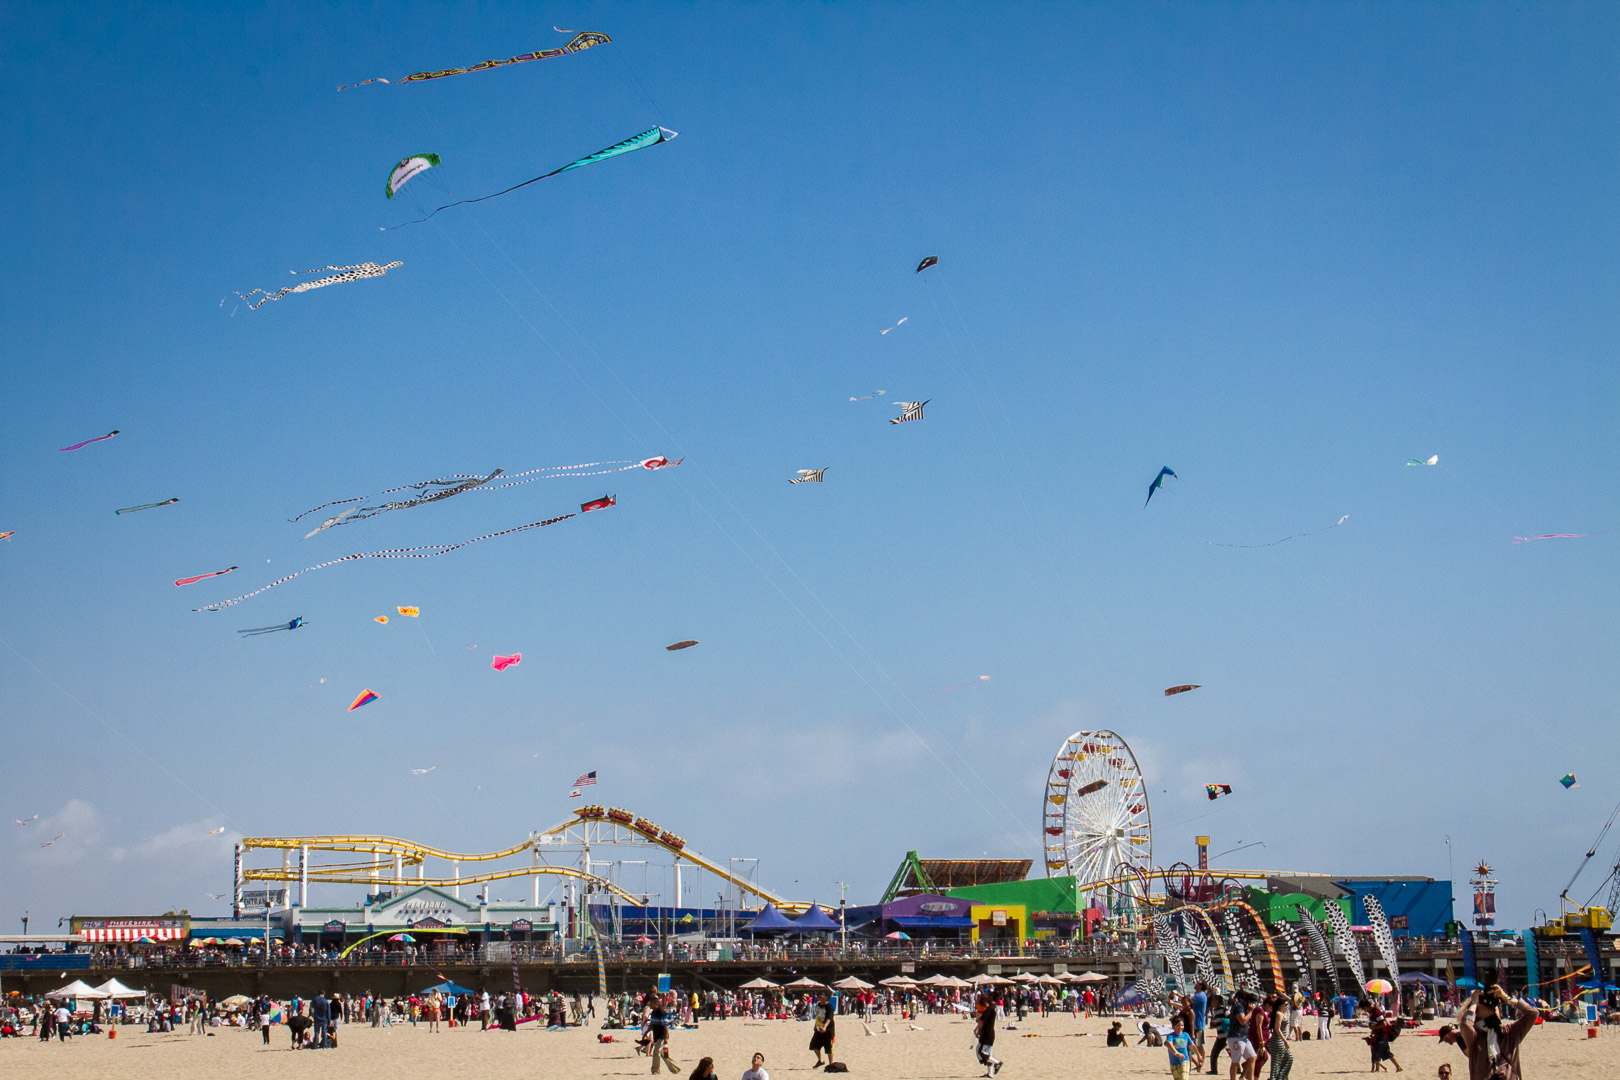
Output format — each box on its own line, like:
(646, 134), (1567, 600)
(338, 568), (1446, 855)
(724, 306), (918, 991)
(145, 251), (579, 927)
(235, 803), (802, 915)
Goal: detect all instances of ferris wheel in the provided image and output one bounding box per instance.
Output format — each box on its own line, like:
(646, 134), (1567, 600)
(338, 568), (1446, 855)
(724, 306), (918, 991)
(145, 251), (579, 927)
(1042, 729), (1153, 891)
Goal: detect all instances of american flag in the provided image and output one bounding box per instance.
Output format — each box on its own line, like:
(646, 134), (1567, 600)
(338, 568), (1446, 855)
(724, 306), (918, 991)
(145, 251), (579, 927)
(572, 770), (598, 788)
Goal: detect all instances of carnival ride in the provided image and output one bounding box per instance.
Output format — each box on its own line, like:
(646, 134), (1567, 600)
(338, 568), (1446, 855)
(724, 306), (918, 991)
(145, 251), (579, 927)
(1042, 729), (1152, 895)
(236, 804), (804, 925)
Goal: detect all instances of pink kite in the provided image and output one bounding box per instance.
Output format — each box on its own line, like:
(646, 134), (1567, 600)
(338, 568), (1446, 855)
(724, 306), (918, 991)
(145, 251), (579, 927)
(59, 429), (119, 452)
(347, 689), (380, 711)
(1511, 533), (1591, 544)
(175, 566), (238, 587)
(491, 653), (522, 672)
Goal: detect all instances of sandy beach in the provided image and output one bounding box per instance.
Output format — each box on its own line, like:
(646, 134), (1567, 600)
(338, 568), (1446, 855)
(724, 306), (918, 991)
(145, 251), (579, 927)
(1, 1012), (1607, 1079)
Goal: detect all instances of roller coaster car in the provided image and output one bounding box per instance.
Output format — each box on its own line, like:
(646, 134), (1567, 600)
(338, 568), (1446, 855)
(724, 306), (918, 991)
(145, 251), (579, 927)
(606, 808), (633, 824)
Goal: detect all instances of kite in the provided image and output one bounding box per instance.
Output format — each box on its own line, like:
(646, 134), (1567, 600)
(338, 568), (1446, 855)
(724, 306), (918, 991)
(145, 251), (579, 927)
(411, 766), (438, 775)
(890, 400), (929, 424)
(174, 567), (237, 587)
(849, 390), (887, 401)
(347, 689), (380, 712)
(1205, 784), (1233, 801)
(581, 494), (615, 512)
(11, 816), (37, 825)
(1560, 774), (1579, 789)
(1144, 467), (1177, 507)
(1210, 516), (1349, 549)
(1406, 455), (1439, 466)
(935, 675), (991, 692)
(293, 456), (677, 535)
(338, 31), (611, 90)
(790, 469), (827, 484)
(40, 833), (64, 847)
(388, 126), (678, 228)
(238, 617), (305, 635)
(206, 827), (225, 836)
(386, 153), (441, 199)
(665, 640), (700, 651)
(1512, 533), (1600, 544)
(115, 498), (178, 515)
(374, 616), (391, 624)
(880, 318), (907, 335)
(59, 430), (119, 452)
(0, 532), (12, 541)
(396, 606), (420, 617)
(915, 256), (938, 273)
(194, 513), (577, 610)
(1164, 684), (1201, 697)
(491, 653), (521, 672)
(206, 893), (225, 900)
(236, 262), (403, 309)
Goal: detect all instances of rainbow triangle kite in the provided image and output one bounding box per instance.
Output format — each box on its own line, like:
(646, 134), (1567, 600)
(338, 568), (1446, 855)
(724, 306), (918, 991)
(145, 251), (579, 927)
(347, 689), (380, 712)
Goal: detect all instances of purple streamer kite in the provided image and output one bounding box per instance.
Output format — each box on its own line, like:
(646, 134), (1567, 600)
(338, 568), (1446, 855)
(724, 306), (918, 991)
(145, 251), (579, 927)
(59, 430), (119, 452)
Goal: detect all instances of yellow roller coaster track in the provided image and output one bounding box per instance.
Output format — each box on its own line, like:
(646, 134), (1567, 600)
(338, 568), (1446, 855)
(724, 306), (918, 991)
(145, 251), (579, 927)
(240, 808), (806, 911)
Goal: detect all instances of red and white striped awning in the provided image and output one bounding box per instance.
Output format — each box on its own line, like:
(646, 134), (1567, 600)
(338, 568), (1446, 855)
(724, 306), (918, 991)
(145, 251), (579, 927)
(82, 927), (184, 942)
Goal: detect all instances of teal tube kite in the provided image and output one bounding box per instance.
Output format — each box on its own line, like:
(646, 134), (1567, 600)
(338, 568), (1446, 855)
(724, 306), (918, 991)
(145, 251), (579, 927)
(387, 126), (677, 228)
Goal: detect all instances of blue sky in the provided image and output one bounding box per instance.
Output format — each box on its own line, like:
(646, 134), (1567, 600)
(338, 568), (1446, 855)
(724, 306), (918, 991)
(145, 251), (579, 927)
(1, 3), (1615, 930)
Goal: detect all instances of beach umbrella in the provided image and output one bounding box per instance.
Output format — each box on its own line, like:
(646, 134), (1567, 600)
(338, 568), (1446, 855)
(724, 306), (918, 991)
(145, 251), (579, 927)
(879, 976), (919, 988)
(1036, 975), (1067, 985)
(945, 976), (975, 988)
(634, 936), (654, 945)
(188, 938), (207, 947)
(1071, 971), (1108, 983)
(221, 994), (253, 1007)
(220, 937), (246, 946)
(389, 933), (415, 943)
(1365, 979), (1394, 995)
(738, 978), (780, 990)
(833, 976), (875, 990)
(784, 977), (826, 989)
(917, 974), (952, 986)
(1010, 973), (1040, 983)
(884, 931), (911, 940)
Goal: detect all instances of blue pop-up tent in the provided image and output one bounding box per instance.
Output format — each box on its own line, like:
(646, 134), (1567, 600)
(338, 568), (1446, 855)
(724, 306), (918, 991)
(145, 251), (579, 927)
(741, 904), (798, 935)
(792, 905), (840, 932)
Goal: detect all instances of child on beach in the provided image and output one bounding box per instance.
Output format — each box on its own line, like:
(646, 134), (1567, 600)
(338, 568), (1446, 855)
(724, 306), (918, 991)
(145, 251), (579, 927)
(1167, 1015), (1196, 1080)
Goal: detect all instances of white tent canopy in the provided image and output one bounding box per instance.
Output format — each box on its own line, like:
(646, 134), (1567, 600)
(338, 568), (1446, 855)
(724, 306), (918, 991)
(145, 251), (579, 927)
(91, 978), (146, 998)
(738, 977), (779, 990)
(47, 979), (106, 999)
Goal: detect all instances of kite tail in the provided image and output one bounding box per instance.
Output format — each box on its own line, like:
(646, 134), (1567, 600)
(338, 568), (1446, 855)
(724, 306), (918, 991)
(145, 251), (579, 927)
(337, 78), (391, 91)
(195, 513), (576, 611)
(236, 288), (294, 309)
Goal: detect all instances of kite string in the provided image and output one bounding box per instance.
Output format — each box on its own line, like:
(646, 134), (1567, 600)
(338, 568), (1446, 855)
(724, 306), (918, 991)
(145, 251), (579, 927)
(0, 635), (240, 832)
(429, 212), (1033, 849)
(925, 269), (1136, 712)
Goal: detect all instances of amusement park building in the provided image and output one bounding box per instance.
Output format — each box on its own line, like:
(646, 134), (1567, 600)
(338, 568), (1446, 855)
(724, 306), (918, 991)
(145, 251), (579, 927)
(277, 884), (560, 944)
(1264, 876), (1454, 937)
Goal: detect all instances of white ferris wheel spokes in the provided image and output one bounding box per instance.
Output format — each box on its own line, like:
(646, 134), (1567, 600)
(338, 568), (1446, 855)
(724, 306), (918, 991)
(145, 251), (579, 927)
(1042, 729), (1152, 892)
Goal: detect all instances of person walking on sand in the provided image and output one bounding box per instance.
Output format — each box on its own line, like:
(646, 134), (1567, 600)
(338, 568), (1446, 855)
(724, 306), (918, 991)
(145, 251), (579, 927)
(1266, 993), (1294, 1080)
(648, 996), (681, 1074)
(975, 993), (1003, 1077)
(1167, 1015), (1197, 1080)
(810, 992), (837, 1068)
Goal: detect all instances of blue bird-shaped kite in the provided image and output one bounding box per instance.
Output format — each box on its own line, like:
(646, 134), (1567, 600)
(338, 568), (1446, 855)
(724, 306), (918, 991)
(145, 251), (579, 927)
(1145, 467), (1177, 507)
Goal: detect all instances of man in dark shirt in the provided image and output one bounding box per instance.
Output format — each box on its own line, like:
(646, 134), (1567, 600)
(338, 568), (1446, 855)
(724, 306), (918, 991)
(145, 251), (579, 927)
(311, 993), (330, 1049)
(974, 995), (1002, 1077)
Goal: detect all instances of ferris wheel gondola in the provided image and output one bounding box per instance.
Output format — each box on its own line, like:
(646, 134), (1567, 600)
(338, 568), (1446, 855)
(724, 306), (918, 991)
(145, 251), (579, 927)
(1042, 729), (1153, 900)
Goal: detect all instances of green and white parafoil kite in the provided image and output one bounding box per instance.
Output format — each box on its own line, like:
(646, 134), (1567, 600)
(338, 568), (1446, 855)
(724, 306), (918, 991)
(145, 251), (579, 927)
(386, 153), (441, 200)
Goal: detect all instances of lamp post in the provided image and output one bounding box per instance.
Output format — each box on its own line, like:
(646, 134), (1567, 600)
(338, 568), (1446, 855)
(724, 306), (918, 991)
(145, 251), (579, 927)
(835, 881), (849, 956)
(20, 911), (28, 937)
